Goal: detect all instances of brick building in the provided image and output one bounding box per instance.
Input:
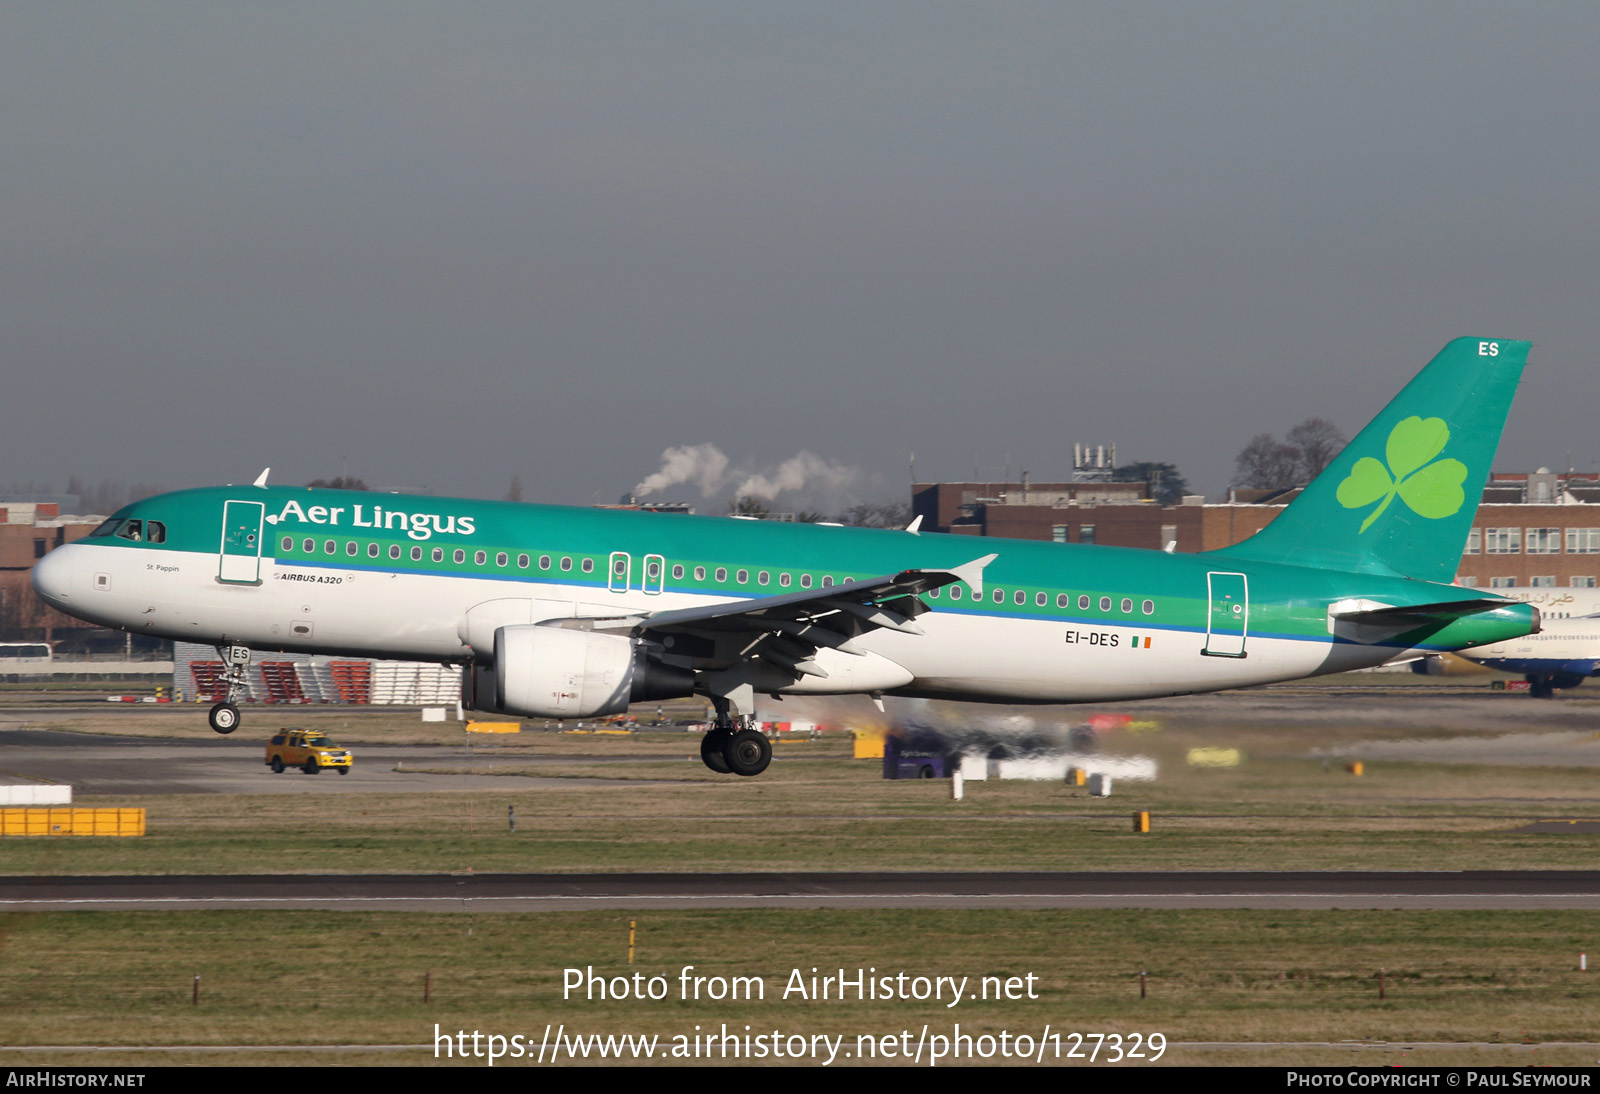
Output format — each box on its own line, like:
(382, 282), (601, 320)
(0, 502), (102, 643)
(912, 480), (1300, 553)
(914, 469), (1600, 588)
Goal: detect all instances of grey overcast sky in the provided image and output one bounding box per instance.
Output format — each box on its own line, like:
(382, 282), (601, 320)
(3, 2), (1598, 511)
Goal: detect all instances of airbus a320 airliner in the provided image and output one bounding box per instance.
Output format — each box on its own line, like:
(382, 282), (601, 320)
(32, 337), (1539, 776)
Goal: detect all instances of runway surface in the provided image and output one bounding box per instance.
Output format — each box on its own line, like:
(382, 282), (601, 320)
(7, 871), (1600, 910)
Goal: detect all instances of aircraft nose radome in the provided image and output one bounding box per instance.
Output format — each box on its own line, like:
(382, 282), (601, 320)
(30, 545), (76, 606)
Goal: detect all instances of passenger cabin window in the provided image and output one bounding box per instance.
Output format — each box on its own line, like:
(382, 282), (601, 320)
(1014, 590), (1025, 605)
(801, 574), (812, 589)
(928, 587), (940, 598)
(540, 555), (551, 569)
(560, 557), (572, 571)
(432, 547), (444, 563)
(1121, 598), (1132, 613)
(949, 586), (962, 600)
(992, 589), (1004, 603)
(324, 540), (337, 555)
(737, 569), (749, 584)
(282, 537), (294, 552)
(715, 567), (728, 582)
(412, 546), (423, 561)
(694, 566), (706, 580)
(1036, 592), (1047, 607)
(346, 541), (358, 556)
(779, 573), (791, 587)
(1142, 599), (1154, 615)
(304, 539), (315, 553)
(1099, 597), (1111, 612)
(822, 575), (834, 587)
(453, 549), (466, 564)
(1078, 595), (1090, 610)
(475, 551), (487, 566)
(368, 543), (380, 558)
(672, 564), (685, 579)
(758, 571), (769, 585)
(390, 545), (402, 560)
(1057, 594), (1069, 608)
(581, 559), (594, 573)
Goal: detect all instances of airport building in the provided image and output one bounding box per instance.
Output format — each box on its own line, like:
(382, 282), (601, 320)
(911, 480), (1294, 552)
(0, 501), (102, 645)
(914, 468), (1600, 588)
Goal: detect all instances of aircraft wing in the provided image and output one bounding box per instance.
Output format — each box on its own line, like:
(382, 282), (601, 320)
(576, 553), (996, 680)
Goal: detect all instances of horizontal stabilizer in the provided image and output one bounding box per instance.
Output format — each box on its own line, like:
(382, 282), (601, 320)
(1330, 597), (1512, 625)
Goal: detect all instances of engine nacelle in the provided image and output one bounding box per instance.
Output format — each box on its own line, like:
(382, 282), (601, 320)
(492, 624), (693, 719)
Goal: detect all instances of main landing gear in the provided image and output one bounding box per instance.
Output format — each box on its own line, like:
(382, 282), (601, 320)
(207, 645), (251, 734)
(699, 696), (772, 777)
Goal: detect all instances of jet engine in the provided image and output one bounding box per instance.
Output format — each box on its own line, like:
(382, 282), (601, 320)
(488, 624), (693, 719)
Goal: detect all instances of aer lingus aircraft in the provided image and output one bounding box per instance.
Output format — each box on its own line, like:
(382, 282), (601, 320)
(32, 337), (1539, 776)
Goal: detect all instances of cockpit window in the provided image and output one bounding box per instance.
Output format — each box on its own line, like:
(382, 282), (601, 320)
(115, 520), (144, 542)
(145, 521), (166, 544)
(89, 518), (122, 538)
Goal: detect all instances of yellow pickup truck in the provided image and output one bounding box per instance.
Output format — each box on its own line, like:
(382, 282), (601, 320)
(266, 729), (353, 775)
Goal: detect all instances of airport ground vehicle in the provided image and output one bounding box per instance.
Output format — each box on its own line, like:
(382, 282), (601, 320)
(265, 729), (353, 775)
(0, 643), (52, 666)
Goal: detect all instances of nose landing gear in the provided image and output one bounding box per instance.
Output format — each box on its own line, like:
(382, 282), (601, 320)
(207, 645), (252, 734)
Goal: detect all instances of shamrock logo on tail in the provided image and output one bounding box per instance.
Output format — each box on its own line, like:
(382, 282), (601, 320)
(1336, 416), (1468, 533)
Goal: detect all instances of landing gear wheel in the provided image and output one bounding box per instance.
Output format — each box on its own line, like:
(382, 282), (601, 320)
(270, 757), (284, 774)
(303, 758), (319, 775)
(700, 730), (732, 773)
(208, 703), (240, 734)
(723, 728), (772, 777)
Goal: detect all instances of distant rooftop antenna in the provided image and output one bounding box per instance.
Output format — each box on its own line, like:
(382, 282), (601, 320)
(1071, 442), (1117, 482)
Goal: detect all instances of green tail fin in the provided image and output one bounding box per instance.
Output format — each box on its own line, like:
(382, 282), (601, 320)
(1210, 337), (1530, 581)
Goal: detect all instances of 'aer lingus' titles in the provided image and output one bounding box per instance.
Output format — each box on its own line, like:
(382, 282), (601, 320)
(267, 500), (476, 541)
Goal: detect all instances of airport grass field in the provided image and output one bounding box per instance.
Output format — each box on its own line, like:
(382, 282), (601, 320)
(1, 908), (1597, 1066)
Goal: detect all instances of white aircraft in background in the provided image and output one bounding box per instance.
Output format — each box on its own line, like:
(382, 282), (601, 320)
(1472, 586), (1600, 620)
(1442, 617), (1600, 697)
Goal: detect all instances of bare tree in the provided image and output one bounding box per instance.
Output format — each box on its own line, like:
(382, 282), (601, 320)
(1285, 418), (1348, 479)
(505, 475), (524, 503)
(1235, 418), (1349, 489)
(834, 500), (912, 528)
(1234, 433), (1304, 490)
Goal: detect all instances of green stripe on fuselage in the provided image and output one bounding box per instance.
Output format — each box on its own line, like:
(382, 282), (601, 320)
(91, 485), (1533, 652)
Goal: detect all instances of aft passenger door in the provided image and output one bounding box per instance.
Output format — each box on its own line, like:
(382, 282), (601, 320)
(218, 500), (265, 585)
(1203, 571), (1248, 657)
